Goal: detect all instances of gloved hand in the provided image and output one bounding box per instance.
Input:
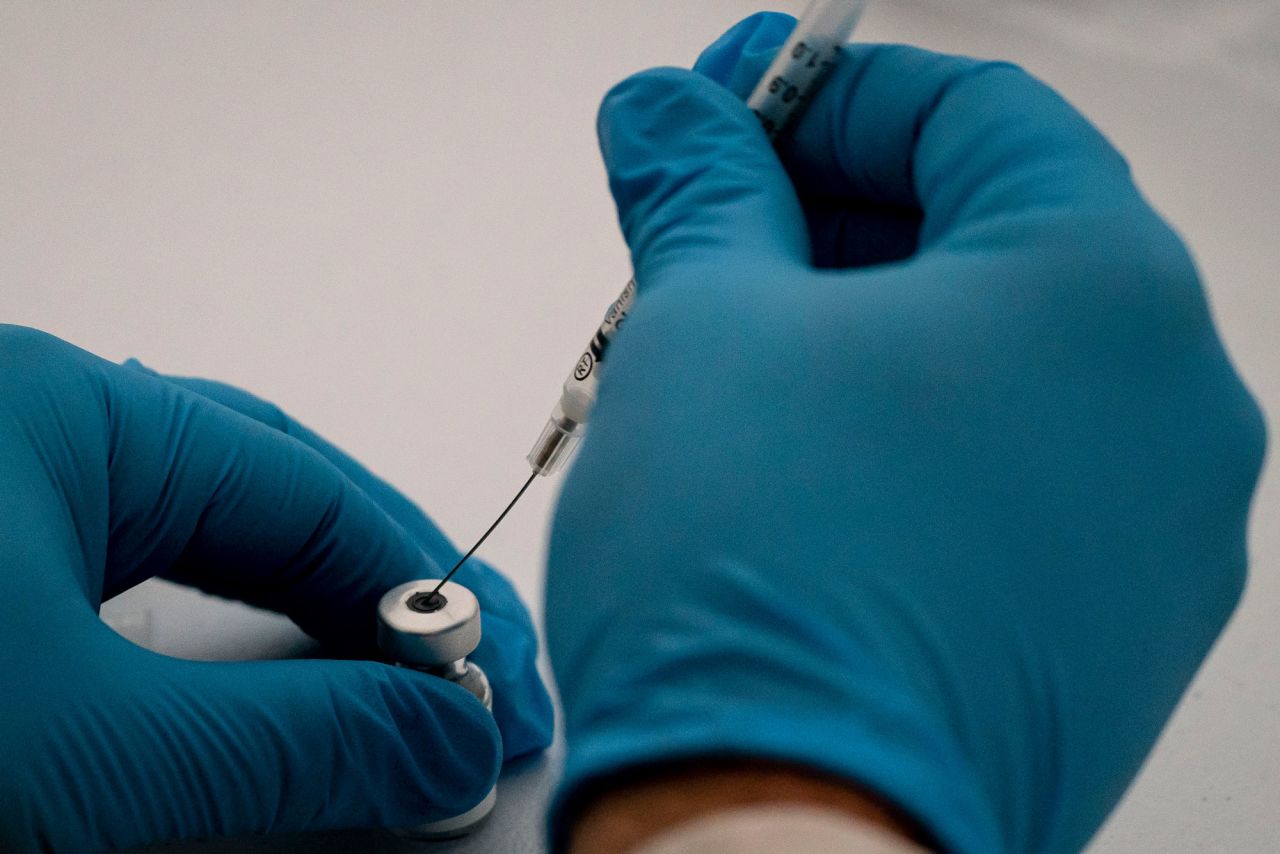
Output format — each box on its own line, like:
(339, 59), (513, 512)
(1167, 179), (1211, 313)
(0, 328), (553, 852)
(546, 13), (1265, 853)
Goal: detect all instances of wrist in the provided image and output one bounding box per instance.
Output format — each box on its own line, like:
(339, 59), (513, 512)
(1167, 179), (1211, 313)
(565, 759), (929, 854)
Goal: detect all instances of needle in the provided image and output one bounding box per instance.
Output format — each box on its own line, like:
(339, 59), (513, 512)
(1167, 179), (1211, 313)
(428, 470), (539, 600)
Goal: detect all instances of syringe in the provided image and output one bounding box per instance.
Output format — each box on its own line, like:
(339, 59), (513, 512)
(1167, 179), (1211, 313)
(527, 0), (869, 475)
(428, 1), (868, 600)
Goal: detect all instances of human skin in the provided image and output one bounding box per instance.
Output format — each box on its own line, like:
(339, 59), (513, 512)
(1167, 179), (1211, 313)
(568, 761), (925, 854)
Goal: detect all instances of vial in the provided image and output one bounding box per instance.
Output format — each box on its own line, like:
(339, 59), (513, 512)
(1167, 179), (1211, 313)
(377, 579), (496, 839)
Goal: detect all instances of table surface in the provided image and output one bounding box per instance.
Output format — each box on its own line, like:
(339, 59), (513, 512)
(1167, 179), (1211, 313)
(5, 2), (1278, 851)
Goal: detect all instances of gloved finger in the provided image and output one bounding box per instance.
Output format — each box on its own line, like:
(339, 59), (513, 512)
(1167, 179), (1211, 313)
(693, 13), (1143, 254)
(465, 559), (555, 761)
(116, 365), (527, 633)
(118, 366), (461, 560)
(14, 634), (500, 851)
(692, 11), (795, 100)
(597, 66), (811, 292)
(100, 360), (445, 653)
(118, 364), (555, 760)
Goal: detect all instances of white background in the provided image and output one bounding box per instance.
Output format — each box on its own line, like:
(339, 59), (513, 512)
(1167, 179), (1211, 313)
(3, 1), (1277, 851)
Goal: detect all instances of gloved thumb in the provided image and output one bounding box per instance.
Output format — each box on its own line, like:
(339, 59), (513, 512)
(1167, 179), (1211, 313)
(11, 638), (501, 850)
(597, 67), (810, 292)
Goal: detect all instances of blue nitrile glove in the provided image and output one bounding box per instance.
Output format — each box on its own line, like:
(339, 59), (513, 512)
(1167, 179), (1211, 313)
(545, 13), (1266, 853)
(0, 327), (552, 852)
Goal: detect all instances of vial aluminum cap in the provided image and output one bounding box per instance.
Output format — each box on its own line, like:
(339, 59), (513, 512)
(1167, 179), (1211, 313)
(377, 579), (482, 667)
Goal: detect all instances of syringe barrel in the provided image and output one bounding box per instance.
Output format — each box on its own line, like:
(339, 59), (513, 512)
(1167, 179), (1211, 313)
(746, 0), (867, 139)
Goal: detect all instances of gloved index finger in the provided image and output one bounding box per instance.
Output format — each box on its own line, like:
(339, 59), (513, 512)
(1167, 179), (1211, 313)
(121, 363), (540, 645)
(697, 14), (1141, 252)
(103, 361), (440, 656)
(121, 362), (460, 560)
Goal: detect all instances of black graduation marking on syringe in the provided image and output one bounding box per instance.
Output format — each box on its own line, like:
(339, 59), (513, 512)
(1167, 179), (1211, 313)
(589, 329), (609, 361)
